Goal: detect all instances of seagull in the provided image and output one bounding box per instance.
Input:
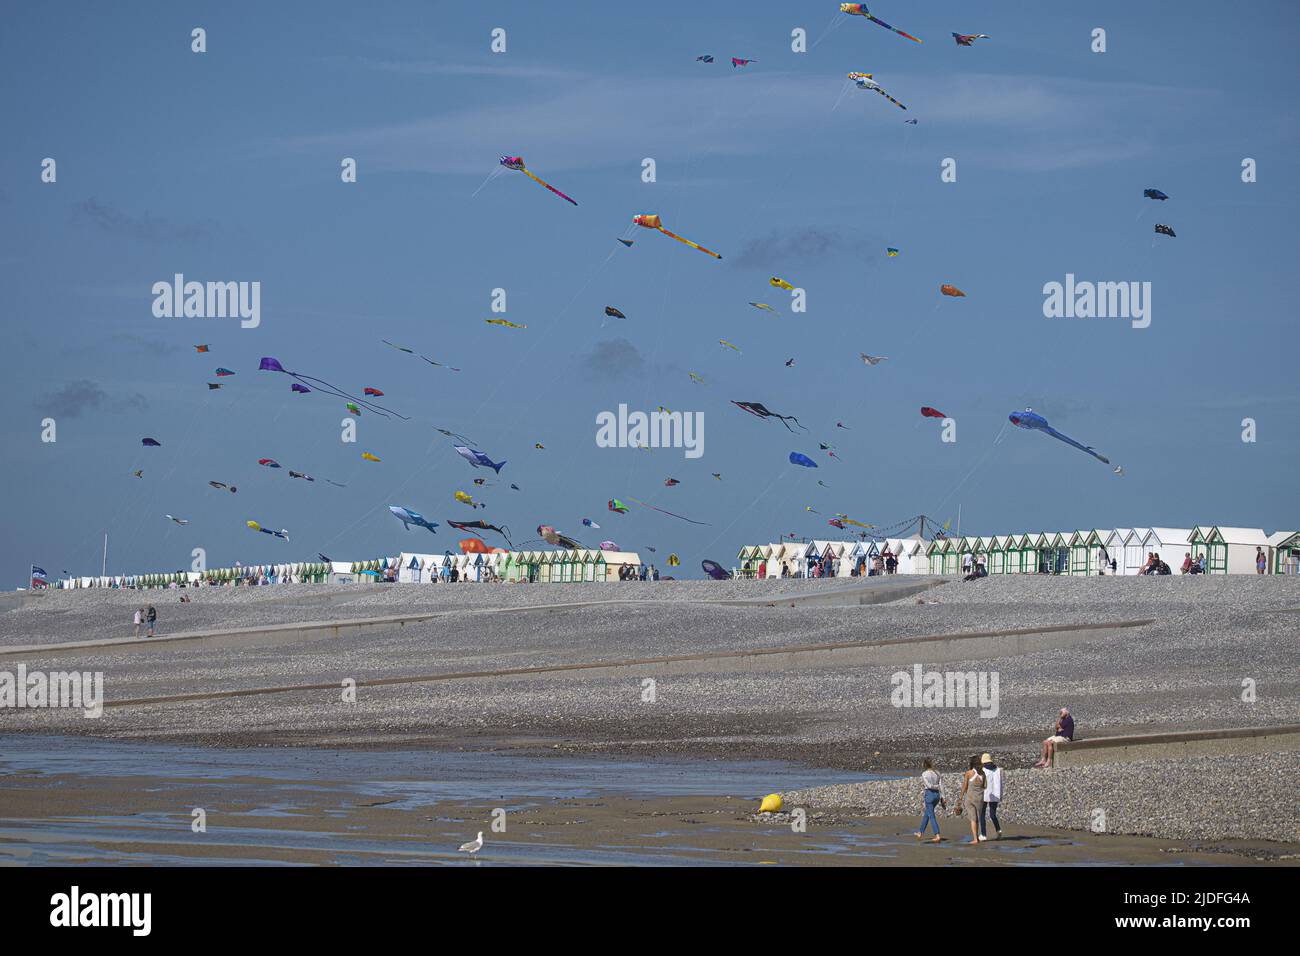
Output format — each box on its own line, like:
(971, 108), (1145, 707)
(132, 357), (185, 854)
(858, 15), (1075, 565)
(459, 832), (484, 856)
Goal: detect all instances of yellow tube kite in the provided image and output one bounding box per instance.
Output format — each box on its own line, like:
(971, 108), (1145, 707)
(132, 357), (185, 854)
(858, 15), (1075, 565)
(361, 452), (381, 462)
(485, 318), (527, 329)
(770, 277), (795, 291)
(632, 214), (721, 259)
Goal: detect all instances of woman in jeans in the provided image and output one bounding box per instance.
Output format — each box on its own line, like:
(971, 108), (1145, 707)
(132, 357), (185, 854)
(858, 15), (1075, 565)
(913, 758), (946, 843)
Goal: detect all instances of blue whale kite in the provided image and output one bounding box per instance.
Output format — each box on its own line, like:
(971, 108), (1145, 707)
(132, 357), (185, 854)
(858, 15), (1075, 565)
(388, 506), (439, 533)
(1008, 409), (1109, 464)
(453, 445), (507, 473)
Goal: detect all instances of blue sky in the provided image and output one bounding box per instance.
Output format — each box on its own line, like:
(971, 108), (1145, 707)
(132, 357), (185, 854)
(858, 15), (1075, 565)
(3, 0), (1298, 583)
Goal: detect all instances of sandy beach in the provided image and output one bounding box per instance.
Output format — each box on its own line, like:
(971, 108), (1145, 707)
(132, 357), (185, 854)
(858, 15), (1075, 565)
(2, 575), (1298, 864)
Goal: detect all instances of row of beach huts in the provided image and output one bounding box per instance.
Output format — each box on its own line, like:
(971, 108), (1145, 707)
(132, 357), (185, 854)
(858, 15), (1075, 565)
(735, 526), (1300, 578)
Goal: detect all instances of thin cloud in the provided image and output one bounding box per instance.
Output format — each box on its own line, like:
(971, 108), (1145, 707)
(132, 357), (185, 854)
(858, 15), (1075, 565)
(580, 338), (646, 381)
(37, 380), (147, 419)
(71, 198), (212, 242)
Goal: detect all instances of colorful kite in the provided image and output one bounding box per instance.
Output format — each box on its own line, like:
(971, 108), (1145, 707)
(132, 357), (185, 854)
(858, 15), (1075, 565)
(485, 318), (527, 329)
(361, 452), (381, 462)
(952, 33), (989, 46)
(258, 458), (281, 468)
(701, 560), (730, 580)
(288, 471), (314, 481)
(246, 521), (289, 540)
(599, 540), (620, 552)
(194, 344), (210, 353)
(454, 446), (507, 473)
(259, 356), (405, 418)
(389, 506), (439, 533)
(215, 368), (235, 376)
(537, 525), (582, 549)
(454, 491), (482, 508)
(1155, 224), (1176, 237)
(770, 277), (795, 291)
(731, 57), (755, 68)
(1144, 188), (1169, 201)
(940, 284), (966, 297)
(749, 302), (778, 312)
(608, 499), (629, 514)
(582, 518), (601, 528)
(534, 442), (545, 450)
(448, 518), (511, 543)
(604, 306), (627, 319)
(920, 406), (947, 419)
(499, 155), (578, 206)
(345, 402), (362, 416)
(1008, 408), (1110, 464)
(363, 387), (384, 397)
(719, 339), (741, 353)
(732, 400), (805, 432)
(689, 372), (706, 385)
(632, 214), (722, 259)
(291, 383), (311, 394)
(663, 478), (680, 487)
(789, 452), (818, 468)
(886, 248), (899, 256)
(840, 4), (923, 43)
(696, 55), (714, 63)
(848, 73), (908, 110)
(667, 554), (680, 567)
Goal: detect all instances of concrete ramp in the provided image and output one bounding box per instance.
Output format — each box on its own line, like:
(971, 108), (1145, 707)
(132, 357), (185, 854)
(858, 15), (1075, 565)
(1052, 725), (1300, 768)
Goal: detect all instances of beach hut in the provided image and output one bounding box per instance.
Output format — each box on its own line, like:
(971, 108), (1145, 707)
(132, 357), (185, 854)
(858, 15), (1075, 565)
(925, 539), (944, 574)
(1068, 530), (1105, 575)
(1190, 527), (1272, 574)
(600, 551), (641, 580)
(984, 535), (1004, 574)
(1103, 529), (1130, 573)
(1120, 529), (1149, 576)
(1141, 528), (1193, 570)
(1268, 532), (1300, 574)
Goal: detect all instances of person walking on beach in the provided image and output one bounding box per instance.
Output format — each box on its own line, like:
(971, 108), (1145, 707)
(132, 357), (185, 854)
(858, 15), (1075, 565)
(914, 757), (946, 843)
(979, 753), (1003, 840)
(145, 604), (157, 637)
(956, 756), (985, 844)
(1256, 547), (1268, 574)
(133, 607), (143, 637)
(1035, 708), (1075, 768)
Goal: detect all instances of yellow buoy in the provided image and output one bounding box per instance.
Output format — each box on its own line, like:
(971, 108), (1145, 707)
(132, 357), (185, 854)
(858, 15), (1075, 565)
(758, 793), (783, 814)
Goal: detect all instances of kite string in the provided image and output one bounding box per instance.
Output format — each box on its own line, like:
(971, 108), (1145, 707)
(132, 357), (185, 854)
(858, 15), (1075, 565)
(698, 467), (790, 554)
(930, 422), (1009, 517)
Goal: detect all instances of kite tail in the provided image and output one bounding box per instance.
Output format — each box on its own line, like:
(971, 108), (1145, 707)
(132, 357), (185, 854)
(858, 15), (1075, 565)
(521, 167), (578, 206)
(657, 226), (722, 260)
(291, 373), (409, 420)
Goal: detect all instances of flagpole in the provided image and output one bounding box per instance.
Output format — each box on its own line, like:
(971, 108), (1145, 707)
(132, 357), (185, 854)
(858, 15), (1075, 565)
(102, 533), (108, 577)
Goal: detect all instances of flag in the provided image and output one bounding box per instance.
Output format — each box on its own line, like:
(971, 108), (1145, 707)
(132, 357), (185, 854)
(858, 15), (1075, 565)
(31, 565), (48, 588)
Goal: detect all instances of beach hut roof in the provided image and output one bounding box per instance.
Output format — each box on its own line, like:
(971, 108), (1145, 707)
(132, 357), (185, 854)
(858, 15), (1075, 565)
(1144, 527), (1193, 547)
(1205, 526), (1272, 546)
(1267, 530), (1299, 546)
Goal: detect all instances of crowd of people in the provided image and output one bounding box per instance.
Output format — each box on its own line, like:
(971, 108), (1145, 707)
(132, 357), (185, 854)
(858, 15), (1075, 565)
(913, 708), (1076, 844)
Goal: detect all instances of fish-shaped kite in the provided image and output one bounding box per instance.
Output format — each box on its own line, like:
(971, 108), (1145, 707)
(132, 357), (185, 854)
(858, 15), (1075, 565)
(848, 73), (908, 110)
(361, 452), (381, 462)
(840, 4), (923, 43)
(770, 277), (796, 292)
(952, 33), (989, 46)
(246, 520), (289, 540)
(288, 471), (314, 481)
(860, 353), (887, 365)
(1154, 224), (1176, 237)
(165, 515), (189, 525)
(1143, 188), (1169, 201)
(208, 481), (237, 493)
(1008, 408), (1110, 464)
(499, 155), (578, 206)
(454, 446), (507, 474)
(485, 318), (527, 329)
(940, 284), (966, 297)
(447, 519), (511, 543)
(701, 560), (730, 580)
(920, 406), (947, 419)
(789, 452), (818, 468)
(719, 339), (741, 353)
(732, 400), (805, 432)
(632, 214), (722, 259)
(389, 506), (438, 533)
(537, 525), (582, 549)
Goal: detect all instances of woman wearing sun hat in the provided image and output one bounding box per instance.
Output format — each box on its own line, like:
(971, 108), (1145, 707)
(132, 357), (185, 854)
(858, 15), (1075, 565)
(979, 752), (1003, 840)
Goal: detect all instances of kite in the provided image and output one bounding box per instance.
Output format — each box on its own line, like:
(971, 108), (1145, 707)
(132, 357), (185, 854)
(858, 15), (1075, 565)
(389, 506), (439, 533)
(485, 318), (527, 329)
(582, 518), (601, 528)
(259, 357), (405, 418)
(667, 554), (680, 567)
(732, 400), (805, 432)
(1113, 466), (1125, 476)
(345, 403), (362, 415)
(696, 55), (714, 62)
(215, 368), (235, 376)
(194, 344), (209, 353)
(207, 383), (221, 390)
(291, 384), (311, 394)
(363, 387), (384, 397)
(165, 515), (189, 526)
(770, 277), (796, 291)
(454, 446), (507, 473)
(459, 538), (491, 555)
(719, 339), (741, 353)
(534, 442), (545, 449)
(1144, 188), (1169, 201)
(829, 519), (845, 529)
(499, 155), (578, 206)
(750, 302), (778, 312)
(837, 422), (849, 429)
(731, 57), (755, 68)
(806, 506), (820, 515)
(472, 478), (487, 485)
(142, 438), (161, 447)
(701, 560), (730, 580)
(785, 358), (795, 366)
(208, 481), (237, 493)
(1008, 408), (1110, 464)
(537, 525), (582, 549)
(1155, 224), (1176, 237)
(632, 214), (722, 259)
(940, 284), (966, 297)
(625, 497), (710, 525)
(689, 372), (706, 385)
(840, 5), (923, 43)
(510, 484), (521, 491)
(818, 480), (829, 487)
(860, 353), (887, 365)
(663, 478), (680, 487)
(258, 458), (281, 468)
(288, 471), (314, 481)
(886, 248), (899, 256)
(381, 339), (461, 373)
(448, 519), (511, 542)
(904, 118), (918, 125)
(133, 470), (143, 478)
(849, 73), (908, 110)
(840, 517), (873, 529)
(645, 546), (657, 553)
(617, 239), (634, 247)
(920, 406), (947, 419)
(599, 540), (620, 552)
(361, 452), (381, 462)
(454, 491), (484, 509)
(608, 499), (629, 514)
(246, 521), (289, 540)
(953, 33), (989, 46)
(789, 452), (818, 468)
(604, 306), (627, 319)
